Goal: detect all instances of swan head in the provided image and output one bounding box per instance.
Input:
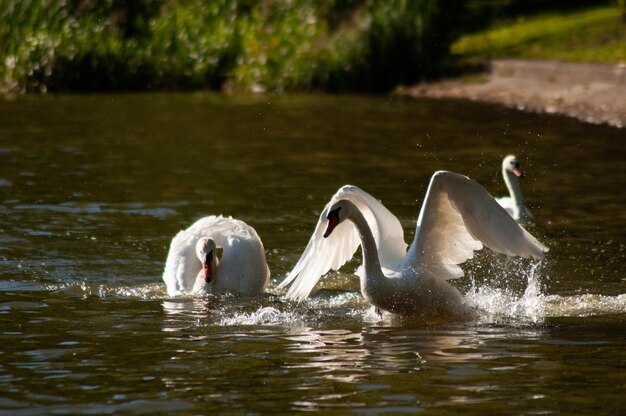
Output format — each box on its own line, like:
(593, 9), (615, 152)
(502, 154), (524, 178)
(196, 237), (218, 283)
(323, 200), (350, 238)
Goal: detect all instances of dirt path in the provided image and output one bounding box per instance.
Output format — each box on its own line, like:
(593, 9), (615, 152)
(405, 59), (626, 128)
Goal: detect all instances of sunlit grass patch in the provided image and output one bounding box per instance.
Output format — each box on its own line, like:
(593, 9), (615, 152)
(452, 5), (626, 64)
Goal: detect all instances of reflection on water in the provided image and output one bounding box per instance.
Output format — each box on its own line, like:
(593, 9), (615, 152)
(156, 294), (562, 412)
(0, 93), (624, 414)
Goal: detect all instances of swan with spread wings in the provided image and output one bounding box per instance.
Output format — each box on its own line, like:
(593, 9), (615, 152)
(278, 171), (548, 317)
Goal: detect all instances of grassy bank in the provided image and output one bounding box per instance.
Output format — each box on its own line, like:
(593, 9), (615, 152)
(0, 0), (458, 93)
(452, 4), (626, 64)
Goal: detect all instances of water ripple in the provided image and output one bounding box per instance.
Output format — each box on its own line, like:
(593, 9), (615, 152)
(13, 202), (177, 218)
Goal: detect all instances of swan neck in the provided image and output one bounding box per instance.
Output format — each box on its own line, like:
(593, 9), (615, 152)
(503, 168), (524, 209)
(345, 204), (385, 290)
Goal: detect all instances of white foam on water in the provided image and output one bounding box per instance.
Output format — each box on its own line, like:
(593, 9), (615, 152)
(217, 306), (306, 326)
(543, 293), (626, 317)
(44, 281), (166, 299)
(35, 260), (625, 325)
(305, 291), (365, 309)
(361, 306), (385, 323)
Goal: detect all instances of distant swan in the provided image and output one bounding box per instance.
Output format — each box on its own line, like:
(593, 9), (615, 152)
(163, 216), (269, 296)
(278, 171), (548, 317)
(496, 154), (534, 222)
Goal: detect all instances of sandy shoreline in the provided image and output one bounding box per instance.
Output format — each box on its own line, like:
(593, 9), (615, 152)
(405, 59), (626, 128)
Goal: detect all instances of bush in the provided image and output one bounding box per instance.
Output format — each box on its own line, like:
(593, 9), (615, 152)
(0, 0), (464, 93)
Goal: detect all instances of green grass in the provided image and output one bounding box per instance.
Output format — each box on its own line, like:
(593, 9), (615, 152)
(452, 5), (626, 64)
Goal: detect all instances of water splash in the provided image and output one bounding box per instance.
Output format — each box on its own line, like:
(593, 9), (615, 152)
(464, 260), (626, 322)
(464, 261), (546, 324)
(516, 262), (545, 321)
(218, 306), (306, 326)
(362, 306), (385, 324)
(16, 263), (626, 325)
(43, 281), (166, 299)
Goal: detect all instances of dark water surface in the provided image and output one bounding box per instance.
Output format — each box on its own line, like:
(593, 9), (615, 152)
(0, 93), (624, 414)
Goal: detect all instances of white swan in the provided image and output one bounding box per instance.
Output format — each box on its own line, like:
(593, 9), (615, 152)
(162, 216), (270, 296)
(496, 154), (534, 222)
(278, 171), (548, 317)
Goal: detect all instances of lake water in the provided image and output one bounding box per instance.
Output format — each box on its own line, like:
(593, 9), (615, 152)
(0, 93), (624, 415)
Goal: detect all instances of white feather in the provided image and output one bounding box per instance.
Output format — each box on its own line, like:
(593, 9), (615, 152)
(277, 185), (407, 301)
(162, 216), (270, 296)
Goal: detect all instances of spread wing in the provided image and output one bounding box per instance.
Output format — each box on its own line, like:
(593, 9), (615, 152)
(405, 171), (548, 280)
(278, 185), (407, 301)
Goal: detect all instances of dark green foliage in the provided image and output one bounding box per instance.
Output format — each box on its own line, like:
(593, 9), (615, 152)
(0, 0), (501, 93)
(362, 0), (453, 90)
